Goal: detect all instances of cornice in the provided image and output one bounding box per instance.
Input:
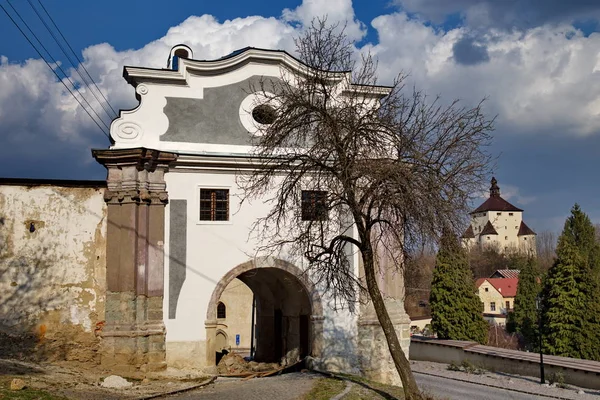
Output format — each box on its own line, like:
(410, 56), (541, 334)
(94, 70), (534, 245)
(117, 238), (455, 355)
(123, 48), (391, 96)
(92, 147), (178, 170)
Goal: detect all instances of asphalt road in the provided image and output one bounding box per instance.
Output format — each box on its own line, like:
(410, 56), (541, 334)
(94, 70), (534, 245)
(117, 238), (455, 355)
(415, 373), (556, 400)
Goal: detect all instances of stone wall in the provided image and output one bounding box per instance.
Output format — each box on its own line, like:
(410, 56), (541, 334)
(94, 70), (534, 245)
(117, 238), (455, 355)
(0, 179), (107, 363)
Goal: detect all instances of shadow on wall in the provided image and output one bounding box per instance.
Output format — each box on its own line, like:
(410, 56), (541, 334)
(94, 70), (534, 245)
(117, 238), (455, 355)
(0, 216), (95, 362)
(317, 318), (360, 375)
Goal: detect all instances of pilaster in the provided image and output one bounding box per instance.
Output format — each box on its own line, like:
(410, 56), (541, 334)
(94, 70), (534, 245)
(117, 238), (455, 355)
(92, 147), (177, 376)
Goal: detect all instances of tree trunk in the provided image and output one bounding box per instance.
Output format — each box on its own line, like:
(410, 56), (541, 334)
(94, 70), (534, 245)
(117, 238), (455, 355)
(362, 247), (423, 400)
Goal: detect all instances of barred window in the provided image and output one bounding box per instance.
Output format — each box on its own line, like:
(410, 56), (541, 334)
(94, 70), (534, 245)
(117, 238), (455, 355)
(301, 190), (328, 221)
(200, 189), (229, 221)
(217, 302), (226, 319)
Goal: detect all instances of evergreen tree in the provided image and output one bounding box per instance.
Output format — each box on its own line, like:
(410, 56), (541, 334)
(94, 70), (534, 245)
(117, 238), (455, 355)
(507, 256), (540, 350)
(541, 204), (600, 360)
(541, 241), (586, 357)
(430, 234), (488, 343)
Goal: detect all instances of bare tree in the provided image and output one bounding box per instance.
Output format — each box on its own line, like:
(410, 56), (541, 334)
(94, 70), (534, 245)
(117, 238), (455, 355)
(239, 19), (494, 399)
(537, 230), (557, 273)
(404, 245), (436, 318)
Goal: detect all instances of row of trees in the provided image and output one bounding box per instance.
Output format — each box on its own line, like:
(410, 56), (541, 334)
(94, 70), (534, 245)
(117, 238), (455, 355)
(429, 204), (600, 361)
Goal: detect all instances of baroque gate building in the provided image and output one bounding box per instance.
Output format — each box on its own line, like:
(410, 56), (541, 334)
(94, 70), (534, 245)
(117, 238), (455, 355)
(92, 45), (410, 384)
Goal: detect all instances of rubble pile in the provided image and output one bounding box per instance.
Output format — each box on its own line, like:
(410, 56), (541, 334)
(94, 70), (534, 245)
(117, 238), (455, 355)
(216, 353), (279, 375)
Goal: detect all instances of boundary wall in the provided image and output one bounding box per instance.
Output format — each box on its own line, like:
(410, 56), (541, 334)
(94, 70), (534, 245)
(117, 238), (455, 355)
(410, 337), (600, 390)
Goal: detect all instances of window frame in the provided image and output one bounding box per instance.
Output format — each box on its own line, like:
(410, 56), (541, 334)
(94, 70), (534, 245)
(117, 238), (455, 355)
(490, 302), (496, 312)
(197, 186), (232, 225)
(217, 301), (226, 319)
(301, 190), (328, 221)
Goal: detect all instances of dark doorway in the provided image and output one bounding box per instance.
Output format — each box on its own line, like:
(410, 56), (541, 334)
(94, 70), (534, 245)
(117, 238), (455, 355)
(274, 309), (283, 362)
(299, 314), (309, 358)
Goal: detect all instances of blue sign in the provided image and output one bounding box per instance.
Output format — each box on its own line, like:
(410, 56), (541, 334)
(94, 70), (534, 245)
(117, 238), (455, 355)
(236, 334), (240, 346)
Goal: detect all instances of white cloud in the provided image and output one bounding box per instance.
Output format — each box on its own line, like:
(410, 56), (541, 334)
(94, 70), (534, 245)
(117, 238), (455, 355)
(364, 14), (600, 136)
(2, 0), (600, 169)
(282, 0), (366, 41)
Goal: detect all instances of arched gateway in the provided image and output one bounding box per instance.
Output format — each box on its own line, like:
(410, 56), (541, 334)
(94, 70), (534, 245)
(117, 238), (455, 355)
(92, 45), (411, 385)
(205, 258), (323, 367)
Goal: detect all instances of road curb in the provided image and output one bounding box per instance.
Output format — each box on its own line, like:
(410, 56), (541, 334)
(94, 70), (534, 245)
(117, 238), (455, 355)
(413, 370), (574, 400)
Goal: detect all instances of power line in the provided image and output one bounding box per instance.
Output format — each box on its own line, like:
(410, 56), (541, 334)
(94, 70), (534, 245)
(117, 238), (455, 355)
(0, 2), (110, 139)
(30, 0), (118, 119)
(2, 1), (111, 138)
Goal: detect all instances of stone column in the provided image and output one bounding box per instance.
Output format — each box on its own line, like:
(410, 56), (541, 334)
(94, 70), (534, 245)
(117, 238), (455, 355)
(93, 148), (177, 377)
(357, 242), (412, 386)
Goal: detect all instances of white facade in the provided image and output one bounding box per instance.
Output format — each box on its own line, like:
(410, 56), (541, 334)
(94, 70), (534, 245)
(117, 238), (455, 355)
(106, 45), (408, 382)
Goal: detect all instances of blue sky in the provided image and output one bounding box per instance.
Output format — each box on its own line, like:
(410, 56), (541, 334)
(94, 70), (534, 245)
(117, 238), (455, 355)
(2, 0), (600, 235)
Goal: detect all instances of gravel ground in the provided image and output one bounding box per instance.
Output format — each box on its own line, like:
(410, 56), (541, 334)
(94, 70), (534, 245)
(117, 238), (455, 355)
(411, 360), (600, 399)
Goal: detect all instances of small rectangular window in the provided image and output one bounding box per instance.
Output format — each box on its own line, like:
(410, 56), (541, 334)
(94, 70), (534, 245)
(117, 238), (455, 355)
(509, 213), (514, 216)
(497, 212), (502, 216)
(506, 301), (510, 310)
(484, 287), (489, 292)
(515, 226), (518, 229)
(301, 190), (328, 221)
(505, 236), (508, 240)
(200, 189), (229, 221)
(490, 302), (496, 312)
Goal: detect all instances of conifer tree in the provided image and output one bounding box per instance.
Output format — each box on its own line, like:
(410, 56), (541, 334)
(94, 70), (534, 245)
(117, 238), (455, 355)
(541, 240), (586, 357)
(542, 204), (600, 360)
(430, 234), (488, 343)
(507, 256), (540, 349)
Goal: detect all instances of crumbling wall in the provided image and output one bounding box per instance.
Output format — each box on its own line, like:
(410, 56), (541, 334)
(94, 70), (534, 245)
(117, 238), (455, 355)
(0, 182), (106, 363)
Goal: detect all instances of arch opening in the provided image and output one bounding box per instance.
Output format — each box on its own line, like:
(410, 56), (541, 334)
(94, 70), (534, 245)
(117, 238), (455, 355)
(206, 258), (323, 367)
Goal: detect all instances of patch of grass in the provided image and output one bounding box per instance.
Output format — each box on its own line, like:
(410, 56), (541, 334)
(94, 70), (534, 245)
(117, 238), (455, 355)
(306, 372), (451, 400)
(447, 362), (461, 372)
(548, 371), (568, 389)
(460, 360), (485, 375)
(0, 377), (67, 400)
(0, 388), (68, 400)
(302, 376), (347, 400)
(330, 373), (405, 399)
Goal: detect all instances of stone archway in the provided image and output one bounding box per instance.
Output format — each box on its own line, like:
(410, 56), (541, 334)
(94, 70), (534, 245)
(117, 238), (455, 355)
(205, 257), (324, 367)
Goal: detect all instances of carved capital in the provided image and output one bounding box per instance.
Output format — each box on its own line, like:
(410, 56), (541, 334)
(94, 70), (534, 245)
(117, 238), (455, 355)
(93, 148), (177, 206)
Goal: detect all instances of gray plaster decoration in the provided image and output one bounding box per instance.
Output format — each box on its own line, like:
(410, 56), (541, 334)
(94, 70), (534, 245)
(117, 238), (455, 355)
(161, 75), (282, 145)
(169, 200), (187, 319)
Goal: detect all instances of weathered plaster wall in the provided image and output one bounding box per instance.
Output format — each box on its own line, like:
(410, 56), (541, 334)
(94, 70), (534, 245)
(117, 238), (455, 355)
(217, 278), (253, 352)
(0, 182), (107, 362)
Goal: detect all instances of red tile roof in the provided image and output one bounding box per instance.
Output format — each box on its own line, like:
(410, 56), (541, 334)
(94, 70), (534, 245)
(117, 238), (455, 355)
(471, 177), (523, 214)
(461, 225), (475, 239)
(517, 221), (536, 236)
(476, 278), (519, 297)
(480, 221), (498, 235)
(471, 196), (523, 213)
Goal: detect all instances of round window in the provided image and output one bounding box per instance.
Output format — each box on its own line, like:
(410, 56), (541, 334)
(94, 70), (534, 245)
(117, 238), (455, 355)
(252, 104), (276, 125)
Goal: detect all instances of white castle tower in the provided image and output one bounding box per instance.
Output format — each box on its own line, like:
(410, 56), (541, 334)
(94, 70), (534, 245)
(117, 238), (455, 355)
(462, 177), (536, 255)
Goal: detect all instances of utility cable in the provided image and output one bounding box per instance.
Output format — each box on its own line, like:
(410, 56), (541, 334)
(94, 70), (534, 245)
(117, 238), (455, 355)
(0, 3), (111, 139)
(29, 0), (118, 119)
(3, 0), (111, 136)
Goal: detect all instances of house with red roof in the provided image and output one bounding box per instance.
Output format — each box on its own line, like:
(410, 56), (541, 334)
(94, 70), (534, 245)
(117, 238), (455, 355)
(475, 277), (519, 325)
(462, 177), (536, 255)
